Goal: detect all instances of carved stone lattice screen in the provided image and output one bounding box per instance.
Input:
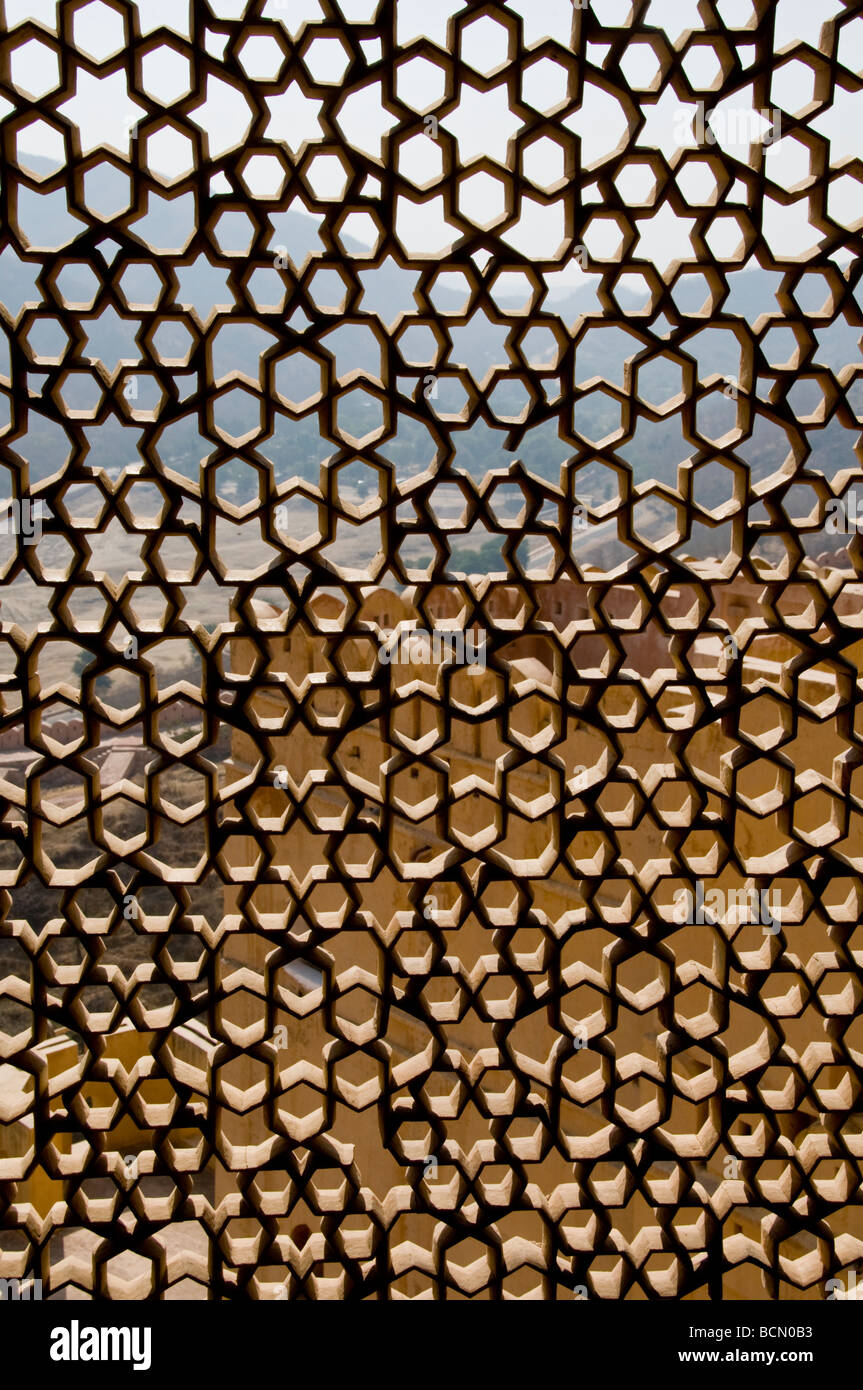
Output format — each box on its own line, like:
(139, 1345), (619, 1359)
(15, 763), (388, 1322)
(1, 0), (863, 1303)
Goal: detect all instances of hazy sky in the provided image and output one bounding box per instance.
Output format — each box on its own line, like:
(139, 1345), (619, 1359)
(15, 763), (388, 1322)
(2, 0), (857, 275)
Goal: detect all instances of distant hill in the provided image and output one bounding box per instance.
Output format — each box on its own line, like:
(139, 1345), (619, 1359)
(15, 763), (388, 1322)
(3, 154), (861, 564)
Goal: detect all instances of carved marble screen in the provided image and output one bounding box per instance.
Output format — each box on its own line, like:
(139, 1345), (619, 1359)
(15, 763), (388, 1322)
(1, 0), (862, 1301)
